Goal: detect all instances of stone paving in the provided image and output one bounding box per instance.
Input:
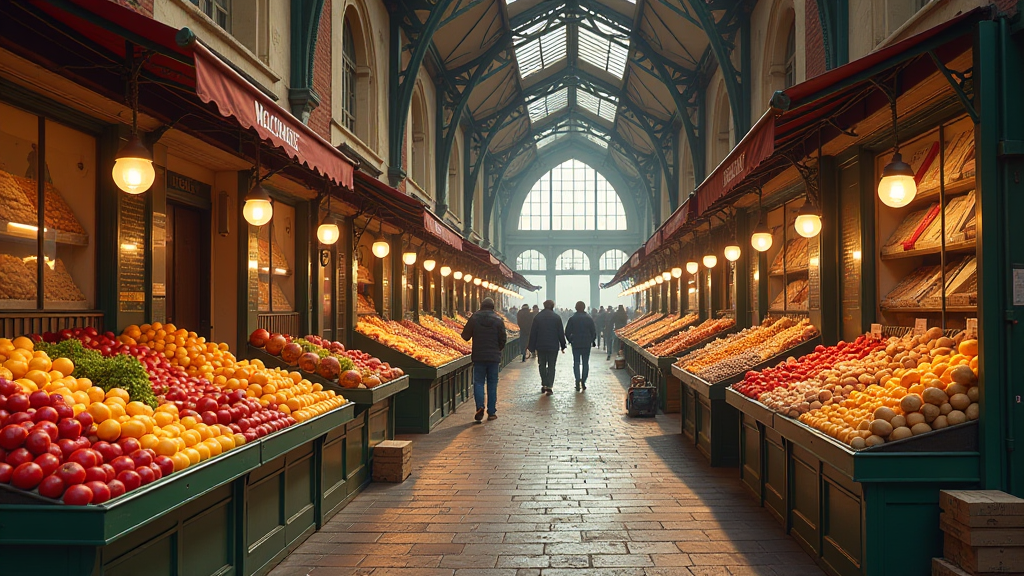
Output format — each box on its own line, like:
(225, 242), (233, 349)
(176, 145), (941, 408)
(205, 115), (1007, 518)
(269, 349), (825, 576)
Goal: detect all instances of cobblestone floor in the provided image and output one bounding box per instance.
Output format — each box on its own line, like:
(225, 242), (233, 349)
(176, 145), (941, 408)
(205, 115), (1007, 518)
(269, 349), (825, 576)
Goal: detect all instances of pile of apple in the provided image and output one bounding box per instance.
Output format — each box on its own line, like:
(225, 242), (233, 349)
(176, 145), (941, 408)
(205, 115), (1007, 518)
(248, 330), (403, 389)
(0, 383), (171, 505)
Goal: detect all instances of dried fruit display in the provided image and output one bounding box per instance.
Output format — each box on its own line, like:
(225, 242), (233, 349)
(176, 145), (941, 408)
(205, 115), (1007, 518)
(0, 170), (87, 236)
(0, 170), (38, 227)
(414, 316), (472, 354)
(617, 313), (665, 338)
(646, 318), (735, 357)
(256, 238), (290, 273)
(258, 278), (293, 312)
(677, 317), (819, 383)
(769, 237), (809, 274)
(629, 314), (698, 347)
(502, 318), (520, 335)
(357, 293), (375, 315)
(769, 279), (809, 311)
(355, 315), (464, 366)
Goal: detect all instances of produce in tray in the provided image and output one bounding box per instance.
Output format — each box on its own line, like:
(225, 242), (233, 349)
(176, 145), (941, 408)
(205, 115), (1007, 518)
(769, 237), (809, 274)
(630, 314), (698, 346)
(355, 315), (464, 366)
(617, 312), (665, 338)
(25, 257), (86, 302)
(676, 317), (819, 383)
(502, 318), (519, 335)
(0, 324), (350, 505)
(0, 253), (36, 300)
(409, 316), (472, 355)
(357, 293), (375, 315)
(247, 330), (401, 387)
(646, 317), (735, 357)
(0, 170), (87, 235)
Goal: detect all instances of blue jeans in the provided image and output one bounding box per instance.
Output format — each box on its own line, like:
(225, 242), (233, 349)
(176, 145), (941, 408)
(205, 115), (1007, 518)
(473, 362), (499, 415)
(572, 347), (591, 384)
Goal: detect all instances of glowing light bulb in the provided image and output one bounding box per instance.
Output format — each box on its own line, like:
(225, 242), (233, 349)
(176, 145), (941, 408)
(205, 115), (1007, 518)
(424, 259), (436, 272)
(671, 267), (682, 278)
(242, 185), (274, 226)
(112, 134), (155, 194)
(724, 245), (741, 262)
(316, 223), (340, 245)
(686, 261), (698, 275)
(703, 254), (718, 268)
(878, 152), (917, 208)
(371, 236), (390, 258)
(402, 252), (417, 266)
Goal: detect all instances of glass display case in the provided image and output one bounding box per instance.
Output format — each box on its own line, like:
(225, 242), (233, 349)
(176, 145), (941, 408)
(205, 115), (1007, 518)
(766, 197), (811, 314)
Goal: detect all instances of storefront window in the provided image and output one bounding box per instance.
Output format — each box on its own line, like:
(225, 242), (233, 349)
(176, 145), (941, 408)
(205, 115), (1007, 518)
(257, 201), (295, 313)
(766, 198), (810, 313)
(0, 102), (95, 310)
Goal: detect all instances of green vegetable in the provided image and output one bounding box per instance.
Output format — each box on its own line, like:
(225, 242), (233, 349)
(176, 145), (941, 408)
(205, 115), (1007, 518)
(37, 339), (158, 408)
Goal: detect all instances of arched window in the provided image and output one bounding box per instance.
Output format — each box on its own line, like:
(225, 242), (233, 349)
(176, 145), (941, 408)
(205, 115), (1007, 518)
(784, 23), (796, 88)
(516, 250), (546, 271)
(517, 159), (627, 230)
(341, 18), (357, 132)
(599, 249), (628, 271)
(555, 249), (590, 271)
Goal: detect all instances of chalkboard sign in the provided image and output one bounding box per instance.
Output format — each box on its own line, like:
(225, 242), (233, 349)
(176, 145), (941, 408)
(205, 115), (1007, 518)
(118, 194), (146, 313)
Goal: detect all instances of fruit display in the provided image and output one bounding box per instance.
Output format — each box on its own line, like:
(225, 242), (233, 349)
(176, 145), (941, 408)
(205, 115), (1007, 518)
(417, 316), (472, 354)
(881, 256), (976, 310)
(247, 329), (403, 389)
(0, 327), (350, 505)
(732, 326), (979, 450)
(0, 170), (87, 235)
(676, 317), (819, 383)
(646, 317), (736, 357)
(770, 237), (809, 273)
(628, 314), (698, 347)
(356, 315), (465, 366)
(616, 313), (665, 339)
(357, 293), (375, 315)
(502, 318), (519, 335)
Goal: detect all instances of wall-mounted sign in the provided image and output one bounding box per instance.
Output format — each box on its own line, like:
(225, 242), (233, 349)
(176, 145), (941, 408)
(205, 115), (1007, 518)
(167, 171), (212, 198)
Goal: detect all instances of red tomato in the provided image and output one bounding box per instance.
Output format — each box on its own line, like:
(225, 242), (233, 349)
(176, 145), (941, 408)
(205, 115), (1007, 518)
(0, 462), (12, 483)
(0, 424), (27, 451)
(55, 461), (86, 486)
(106, 479), (126, 499)
(38, 474), (65, 499)
(68, 449), (99, 469)
(84, 466), (107, 483)
(33, 453), (60, 476)
(11, 462), (43, 490)
(63, 484), (93, 506)
(85, 481), (111, 504)
(136, 465), (155, 485)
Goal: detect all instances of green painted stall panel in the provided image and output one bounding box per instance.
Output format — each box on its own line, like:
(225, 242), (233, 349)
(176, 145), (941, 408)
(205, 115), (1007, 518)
(322, 435), (346, 516)
(682, 384), (696, 440)
(105, 532), (174, 576)
(740, 413), (762, 501)
(822, 472), (863, 576)
(789, 444), (822, 557)
(283, 449), (316, 547)
(245, 462), (285, 576)
(346, 416), (367, 490)
(763, 427), (787, 525)
(180, 498), (235, 576)
(368, 402), (389, 453)
(696, 394), (713, 458)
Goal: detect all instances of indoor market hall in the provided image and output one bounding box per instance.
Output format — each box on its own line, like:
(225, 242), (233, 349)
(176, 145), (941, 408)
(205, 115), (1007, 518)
(0, 2), (1020, 576)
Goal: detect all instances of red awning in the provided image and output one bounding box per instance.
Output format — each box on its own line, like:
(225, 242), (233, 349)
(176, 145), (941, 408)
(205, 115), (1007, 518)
(661, 197), (693, 240)
(644, 230), (663, 257)
(694, 110), (776, 216)
(350, 171), (463, 250)
(422, 212), (464, 251)
(192, 44), (353, 190)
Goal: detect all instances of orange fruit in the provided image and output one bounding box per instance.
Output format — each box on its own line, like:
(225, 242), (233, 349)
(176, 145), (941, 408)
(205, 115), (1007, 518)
(96, 419), (121, 442)
(154, 411), (175, 427)
(202, 438), (222, 457)
(3, 359), (28, 379)
(155, 438), (179, 457)
(193, 442), (211, 460)
(87, 402), (112, 423)
(126, 401), (153, 417)
(119, 419), (146, 439)
(105, 388), (130, 402)
(181, 430), (202, 447)
(182, 447), (201, 465)
(12, 336), (33, 351)
(139, 433), (160, 450)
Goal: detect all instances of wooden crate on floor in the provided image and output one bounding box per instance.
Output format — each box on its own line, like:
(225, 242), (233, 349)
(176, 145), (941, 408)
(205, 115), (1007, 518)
(372, 440), (412, 482)
(938, 490), (1024, 575)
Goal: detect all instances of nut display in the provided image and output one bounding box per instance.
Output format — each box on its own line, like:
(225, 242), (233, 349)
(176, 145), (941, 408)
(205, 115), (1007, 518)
(24, 257), (86, 302)
(646, 317), (735, 357)
(629, 314), (698, 347)
(676, 317), (819, 383)
(355, 315), (465, 366)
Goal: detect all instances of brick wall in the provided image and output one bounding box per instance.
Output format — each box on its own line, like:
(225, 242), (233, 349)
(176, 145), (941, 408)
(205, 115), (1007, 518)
(308, 0), (333, 139)
(996, 0), (1018, 16)
(805, 0), (827, 79)
(112, 0), (153, 17)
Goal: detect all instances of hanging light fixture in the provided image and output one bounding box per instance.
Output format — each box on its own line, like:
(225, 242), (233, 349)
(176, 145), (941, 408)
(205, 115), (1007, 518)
(464, 274), (473, 283)
(750, 188), (772, 252)
(724, 245), (741, 261)
(112, 56), (155, 194)
(453, 270), (462, 280)
(794, 199), (822, 238)
(877, 76), (917, 208)
(686, 261), (699, 274)
(243, 144), (274, 226)
(703, 254), (718, 268)
(371, 234), (390, 258)
(671, 267), (682, 278)
(662, 271), (671, 281)
(424, 259), (437, 272)
(316, 192), (339, 244)
(402, 251), (417, 266)
(655, 276), (664, 285)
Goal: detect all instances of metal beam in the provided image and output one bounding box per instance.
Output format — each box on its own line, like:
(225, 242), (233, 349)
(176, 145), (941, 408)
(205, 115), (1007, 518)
(388, 0), (457, 185)
(682, 0), (749, 136)
(619, 100), (678, 209)
(816, 0), (849, 69)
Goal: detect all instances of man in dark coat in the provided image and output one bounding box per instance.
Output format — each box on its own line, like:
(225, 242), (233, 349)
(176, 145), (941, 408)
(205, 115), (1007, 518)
(607, 304), (629, 360)
(462, 297), (508, 422)
(565, 302), (598, 391)
(516, 304), (534, 361)
(527, 300), (566, 395)
(594, 306), (607, 349)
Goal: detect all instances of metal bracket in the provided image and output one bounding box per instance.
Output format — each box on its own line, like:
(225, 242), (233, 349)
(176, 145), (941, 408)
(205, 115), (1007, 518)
(928, 51), (979, 124)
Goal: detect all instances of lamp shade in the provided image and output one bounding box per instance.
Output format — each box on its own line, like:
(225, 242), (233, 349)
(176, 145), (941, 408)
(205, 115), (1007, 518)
(794, 200), (822, 238)
(877, 151), (917, 208)
(423, 259), (436, 272)
(316, 223), (340, 245)
(464, 274), (473, 282)
(686, 261), (699, 275)
(402, 252), (417, 265)
(242, 184), (273, 226)
(703, 254), (718, 268)
(112, 134), (156, 194)
(473, 278), (481, 285)
(662, 271), (671, 281)
(724, 245), (741, 262)
(452, 270), (462, 279)
(671, 267), (682, 278)
(655, 276), (664, 285)
(371, 236), (390, 258)
(750, 221), (773, 252)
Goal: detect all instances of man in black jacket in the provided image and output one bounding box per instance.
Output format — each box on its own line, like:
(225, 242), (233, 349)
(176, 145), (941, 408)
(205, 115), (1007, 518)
(462, 297), (507, 422)
(607, 304), (629, 360)
(565, 302), (598, 391)
(527, 300), (566, 395)
(516, 304), (534, 361)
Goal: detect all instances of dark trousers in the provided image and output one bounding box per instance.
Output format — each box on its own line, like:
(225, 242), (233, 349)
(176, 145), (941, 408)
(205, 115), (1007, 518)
(606, 333), (617, 358)
(572, 347), (591, 384)
(473, 362), (499, 415)
(536, 350), (558, 389)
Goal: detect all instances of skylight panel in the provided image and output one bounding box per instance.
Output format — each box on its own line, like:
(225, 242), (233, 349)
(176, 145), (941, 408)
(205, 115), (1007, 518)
(586, 134), (609, 148)
(537, 132), (565, 149)
(514, 25), (567, 79)
(579, 25), (628, 79)
(576, 89), (619, 123)
(527, 87), (569, 123)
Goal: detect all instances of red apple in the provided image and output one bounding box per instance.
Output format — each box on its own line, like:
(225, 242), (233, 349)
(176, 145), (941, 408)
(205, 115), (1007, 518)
(11, 462), (43, 490)
(136, 465), (155, 485)
(0, 424), (27, 450)
(6, 448), (32, 467)
(116, 469), (141, 492)
(68, 449), (99, 469)
(153, 455), (174, 477)
(57, 418), (82, 440)
(63, 483), (93, 505)
(32, 421), (58, 442)
(38, 474), (65, 499)
(85, 480), (110, 504)
(110, 455), (135, 475)
(33, 453), (60, 476)
(55, 461), (86, 486)
(84, 466), (107, 483)
(107, 479), (125, 499)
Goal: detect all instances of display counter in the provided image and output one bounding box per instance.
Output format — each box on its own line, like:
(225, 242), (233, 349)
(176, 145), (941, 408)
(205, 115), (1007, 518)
(0, 402), (367, 576)
(502, 336), (521, 368)
(352, 332), (473, 433)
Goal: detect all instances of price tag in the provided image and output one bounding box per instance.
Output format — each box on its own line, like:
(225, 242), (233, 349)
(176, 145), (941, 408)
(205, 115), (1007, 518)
(966, 318), (978, 339)
(870, 323), (882, 339)
(914, 318), (928, 336)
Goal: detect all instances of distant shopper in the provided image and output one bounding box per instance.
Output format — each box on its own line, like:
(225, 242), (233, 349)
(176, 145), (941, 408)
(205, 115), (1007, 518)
(517, 304), (534, 361)
(607, 304), (629, 360)
(462, 297), (507, 422)
(565, 302), (598, 391)
(595, 306), (607, 349)
(527, 300), (566, 395)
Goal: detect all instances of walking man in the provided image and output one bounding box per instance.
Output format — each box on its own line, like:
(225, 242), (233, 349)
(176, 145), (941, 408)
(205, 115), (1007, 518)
(565, 302), (598, 391)
(462, 297), (507, 422)
(595, 306), (607, 349)
(516, 304), (534, 361)
(607, 304), (628, 360)
(527, 300), (565, 395)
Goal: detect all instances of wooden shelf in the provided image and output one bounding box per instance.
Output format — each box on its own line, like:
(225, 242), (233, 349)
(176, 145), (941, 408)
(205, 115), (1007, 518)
(880, 239), (976, 260)
(769, 267), (810, 277)
(905, 177), (975, 209)
(0, 219), (88, 246)
(880, 305), (977, 314)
